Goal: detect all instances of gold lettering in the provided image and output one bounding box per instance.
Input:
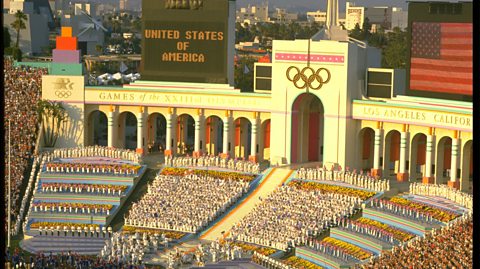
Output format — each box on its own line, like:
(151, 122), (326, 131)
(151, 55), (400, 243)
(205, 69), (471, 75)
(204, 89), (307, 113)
(218, 32), (224, 40)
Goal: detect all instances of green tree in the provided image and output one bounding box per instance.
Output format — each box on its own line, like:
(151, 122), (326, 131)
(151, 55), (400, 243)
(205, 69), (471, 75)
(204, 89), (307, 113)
(4, 26), (11, 48)
(362, 17), (372, 39)
(37, 100), (67, 147)
(234, 56), (256, 92)
(95, 44), (103, 54)
(11, 10), (28, 48)
(382, 27), (408, 68)
(349, 23), (363, 40)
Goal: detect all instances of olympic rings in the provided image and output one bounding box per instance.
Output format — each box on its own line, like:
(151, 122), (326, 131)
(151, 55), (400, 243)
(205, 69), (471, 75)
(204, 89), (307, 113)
(286, 66), (331, 90)
(55, 90), (72, 98)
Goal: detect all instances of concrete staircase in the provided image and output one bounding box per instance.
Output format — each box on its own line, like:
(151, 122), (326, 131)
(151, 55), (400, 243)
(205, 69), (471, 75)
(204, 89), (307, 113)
(20, 235), (107, 255)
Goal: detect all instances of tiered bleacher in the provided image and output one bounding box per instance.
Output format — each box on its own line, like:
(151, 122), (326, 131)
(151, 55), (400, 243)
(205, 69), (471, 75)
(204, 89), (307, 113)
(166, 155), (263, 174)
(21, 146), (146, 254)
(230, 180), (376, 251)
(124, 167), (254, 234)
(243, 169), (471, 269)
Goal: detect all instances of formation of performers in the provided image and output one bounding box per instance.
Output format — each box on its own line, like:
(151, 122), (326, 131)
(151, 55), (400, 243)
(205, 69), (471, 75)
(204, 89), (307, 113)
(296, 167), (390, 192)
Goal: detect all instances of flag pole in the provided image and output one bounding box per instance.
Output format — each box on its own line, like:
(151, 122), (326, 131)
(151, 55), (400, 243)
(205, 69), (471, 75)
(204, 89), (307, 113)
(8, 120), (11, 248)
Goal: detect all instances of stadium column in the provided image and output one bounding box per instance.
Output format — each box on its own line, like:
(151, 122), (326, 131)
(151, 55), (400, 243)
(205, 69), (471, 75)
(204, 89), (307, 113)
(448, 131), (461, 189)
(164, 108), (175, 156)
(371, 122), (383, 178)
(396, 125), (410, 182)
(107, 107), (116, 148)
(249, 112), (259, 163)
(221, 110), (231, 159)
(422, 128), (435, 184)
(136, 107), (145, 155)
(193, 109), (204, 158)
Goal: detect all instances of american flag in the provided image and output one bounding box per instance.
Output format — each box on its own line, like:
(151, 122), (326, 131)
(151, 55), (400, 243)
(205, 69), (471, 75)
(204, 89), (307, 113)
(410, 22), (472, 95)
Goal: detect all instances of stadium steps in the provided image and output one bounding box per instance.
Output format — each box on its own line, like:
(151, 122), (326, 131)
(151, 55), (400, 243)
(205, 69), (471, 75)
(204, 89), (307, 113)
(200, 168), (294, 241)
(33, 192), (122, 205)
(362, 208), (443, 236)
(329, 228), (394, 255)
(20, 236), (106, 255)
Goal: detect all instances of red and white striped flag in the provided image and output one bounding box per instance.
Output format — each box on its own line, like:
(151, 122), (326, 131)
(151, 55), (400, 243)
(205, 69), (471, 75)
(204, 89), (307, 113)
(410, 22), (472, 95)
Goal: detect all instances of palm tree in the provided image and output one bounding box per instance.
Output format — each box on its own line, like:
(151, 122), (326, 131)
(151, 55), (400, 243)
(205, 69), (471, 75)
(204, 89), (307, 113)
(37, 100), (67, 147)
(10, 10), (28, 48)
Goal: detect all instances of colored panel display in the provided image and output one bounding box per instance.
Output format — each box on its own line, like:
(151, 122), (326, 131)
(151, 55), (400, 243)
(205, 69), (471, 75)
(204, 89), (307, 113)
(61, 27), (73, 37)
(56, 36), (78, 50)
(409, 22), (472, 95)
(52, 49), (81, 63)
(51, 63), (83, 76)
(141, 0), (230, 84)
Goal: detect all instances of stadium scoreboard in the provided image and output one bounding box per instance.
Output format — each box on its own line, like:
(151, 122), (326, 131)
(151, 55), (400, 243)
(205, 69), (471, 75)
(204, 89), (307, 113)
(141, 0), (233, 84)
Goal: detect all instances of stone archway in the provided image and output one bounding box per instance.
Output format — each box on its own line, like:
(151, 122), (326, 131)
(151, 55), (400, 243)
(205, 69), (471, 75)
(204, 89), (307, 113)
(147, 113), (167, 153)
(205, 115), (223, 156)
(409, 133), (427, 181)
(461, 140), (472, 192)
(260, 119), (271, 161)
(87, 110), (108, 146)
(291, 93), (324, 163)
(435, 136), (452, 185)
(358, 127), (374, 173)
(234, 117), (251, 159)
(176, 114), (195, 155)
(383, 130), (401, 178)
(118, 112), (137, 150)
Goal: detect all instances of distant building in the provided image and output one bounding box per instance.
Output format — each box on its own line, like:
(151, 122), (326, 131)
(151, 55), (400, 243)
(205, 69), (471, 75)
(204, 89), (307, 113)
(306, 10), (327, 24)
(272, 8), (298, 23)
(236, 2), (269, 24)
(74, 3), (95, 17)
(366, 6), (393, 30)
(57, 3), (106, 55)
(345, 2), (406, 31)
(392, 7), (408, 30)
(96, 3), (117, 16)
(119, 0), (128, 11)
(3, 0), (50, 55)
(345, 2), (364, 30)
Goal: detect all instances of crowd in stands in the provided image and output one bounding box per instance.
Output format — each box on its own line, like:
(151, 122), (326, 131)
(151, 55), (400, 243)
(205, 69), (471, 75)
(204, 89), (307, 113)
(44, 162), (141, 176)
(43, 146), (141, 164)
(230, 181), (369, 251)
(4, 59), (46, 233)
(296, 167), (389, 192)
(409, 182), (473, 211)
(359, 215), (473, 269)
(165, 155), (261, 174)
(4, 249), (147, 269)
(124, 172), (249, 233)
